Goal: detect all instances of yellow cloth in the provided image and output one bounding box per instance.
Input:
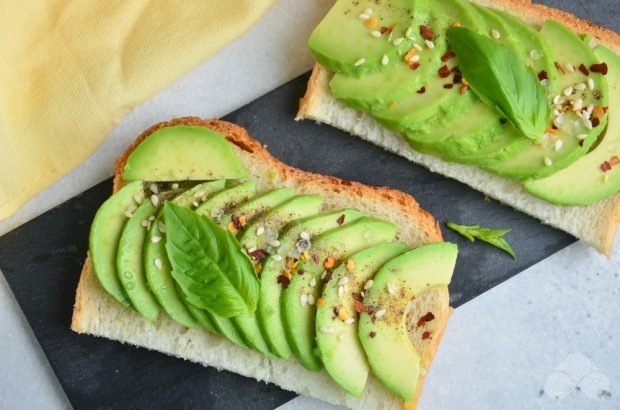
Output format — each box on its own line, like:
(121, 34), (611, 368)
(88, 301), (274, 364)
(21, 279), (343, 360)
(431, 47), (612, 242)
(0, 0), (276, 220)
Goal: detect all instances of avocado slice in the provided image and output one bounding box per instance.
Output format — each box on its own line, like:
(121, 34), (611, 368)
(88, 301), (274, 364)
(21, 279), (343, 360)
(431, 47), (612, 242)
(525, 46), (619, 205)
(282, 217), (396, 371)
(257, 209), (364, 359)
(230, 195), (323, 358)
(117, 199), (161, 321)
(358, 242), (458, 402)
(218, 188), (296, 231)
(483, 20), (609, 180)
(309, 0), (415, 75)
(194, 181), (256, 220)
(316, 243), (409, 397)
(122, 126), (248, 181)
(90, 181), (143, 307)
(144, 180), (226, 329)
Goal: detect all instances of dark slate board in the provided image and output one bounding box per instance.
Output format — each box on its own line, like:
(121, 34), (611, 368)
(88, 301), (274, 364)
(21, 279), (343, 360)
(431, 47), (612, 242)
(0, 1), (615, 408)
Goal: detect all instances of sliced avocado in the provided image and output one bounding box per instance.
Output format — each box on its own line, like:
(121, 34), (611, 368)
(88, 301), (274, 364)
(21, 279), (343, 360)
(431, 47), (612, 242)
(316, 243), (409, 397)
(194, 181), (256, 220)
(89, 181), (143, 307)
(282, 217), (396, 371)
(117, 199), (160, 321)
(122, 126), (248, 181)
(230, 195), (323, 358)
(483, 20), (608, 180)
(175, 284), (218, 334)
(358, 243), (458, 402)
(184, 295), (248, 347)
(257, 210), (364, 359)
(457, 124), (530, 166)
(145, 180), (226, 328)
(525, 46), (619, 205)
(218, 188), (296, 232)
(309, 0), (415, 75)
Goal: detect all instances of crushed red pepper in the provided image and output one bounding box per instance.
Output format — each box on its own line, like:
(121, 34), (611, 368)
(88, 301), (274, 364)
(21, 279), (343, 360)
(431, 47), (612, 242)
(579, 64), (590, 76)
(538, 70), (548, 81)
(554, 61), (566, 74)
(441, 50), (455, 62)
(369, 331), (377, 338)
(421, 331), (431, 340)
(443, 84), (454, 89)
(249, 249), (268, 261)
(277, 275), (291, 289)
(601, 156), (620, 172)
(336, 214), (346, 225)
(409, 62), (421, 71)
(417, 86), (426, 94)
(590, 62), (608, 75)
(354, 299), (368, 313)
(438, 65), (451, 78)
(419, 25), (434, 40)
(417, 312), (436, 327)
(380, 26), (388, 35)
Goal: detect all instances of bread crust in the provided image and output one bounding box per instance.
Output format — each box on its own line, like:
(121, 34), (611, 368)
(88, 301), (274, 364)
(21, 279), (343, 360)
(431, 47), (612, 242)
(73, 118), (449, 409)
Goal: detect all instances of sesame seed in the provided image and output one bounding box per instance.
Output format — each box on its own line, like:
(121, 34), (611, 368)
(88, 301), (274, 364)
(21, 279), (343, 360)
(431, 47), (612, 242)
(387, 282), (397, 295)
(320, 326), (335, 334)
(371, 30), (382, 38)
(269, 239), (281, 247)
(491, 29), (501, 39)
(573, 98), (584, 111)
(141, 219), (149, 227)
(587, 104), (594, 114)
(588, 78), (595, 90)
(154, 258), (162, 269)
(393, 37), (404, 46)
(338, 285), (344, 297)
(257, 226), (265, 236)
(575, 83), (586, 91)
(300, 294), (308, 306)
(158, 221), (166, 233)
(425, 40), (435, 49)
(563, 86), (574, 96)
(171, 183), (179, 190)
(553, 95), (561, 105)
(576, 133), (588, 140)
(354, 58), (366, 67)
(413, 43), (423, 51)
(364, 280), (374, 290)
(308, 294), (316, 305)
(405, 27), (413, 38)
(272, 254), (282, 261)
(321, 271), (327, 280)
(540, 79), (548, 86)
(338, 276), (349, 287)
(544, 156), (553, 167)
(310, 278), (317, 287)
(554, 139), (564, 152)
(375, 309), (386, 318)
(149, 215), (155, 221)
(149, 183), (158, 194)
(192, 201), (199, 207)
(248, 247), (257, 253)
(553, 109), (560, 116)
(150, 195), (159, 207)
(358, 13), (370, 20)
(409, 54), (420, 63)
(300, 232), (310, 241)
(126, 204), (137, 214)
(151, 236), (161, 243)
(133, 194), (144, 204)
(361, 291), (365, 298)
(124, 210), (133, 218)
(565, 63), (575, 73)
(344, 318), (355, 325)
(583, 118), (593, 129)
(381, 55), (389, 66)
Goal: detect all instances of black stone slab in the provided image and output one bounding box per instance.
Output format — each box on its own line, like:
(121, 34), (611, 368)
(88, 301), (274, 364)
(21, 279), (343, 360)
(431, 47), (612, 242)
(0, 1), (615, 408)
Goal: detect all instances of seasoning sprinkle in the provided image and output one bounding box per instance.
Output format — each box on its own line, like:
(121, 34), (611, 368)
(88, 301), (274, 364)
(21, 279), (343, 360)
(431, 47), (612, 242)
(413, 43), (423, 51)
(158, 221), (166, 233)
(257, 226), (265, 236)
(150, 194), (159, 207)
(575, 83), (586, 91)
(544, 156), (553, 167)
(154, 258), (162, 270)
(565, 63), (575, 73)
(354, 58), (366, 67)
(320, 326), (335, 335)
(588, 78), (595, 90)
(491, 29), (501, 39)
(308, 294), (316, 306)
(272, 254), (282, 261)
(300, 294), (308, 306)
(381, 55), (389, 66)
(371, 30), (382, 38)
(387, 282), (397, 295)
(425, 40), (435, 49)
(344, 318), (355, 325)
(151, 236), (162, 243)
(554, 139), (564, 152)
(375, 308), (386, 318)
(563, 86), (574, 96)
(310, 277), (317, 287)
(149, 183), (159, 194)
(364, 280), (374, 290)
(171, 183), (179, 190)
(338, 285), (344, 297)
(393, 37), (404, 46)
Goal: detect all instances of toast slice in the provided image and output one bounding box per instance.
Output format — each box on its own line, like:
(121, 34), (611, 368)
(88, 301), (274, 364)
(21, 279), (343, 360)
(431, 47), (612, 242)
(297, 1), (620, 256)
(72, 117), (450, 409)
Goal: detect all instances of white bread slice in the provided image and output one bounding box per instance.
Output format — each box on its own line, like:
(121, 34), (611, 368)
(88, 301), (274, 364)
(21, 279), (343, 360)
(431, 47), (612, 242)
(296, 0), (620, 256)
(72, 117), (450, 409)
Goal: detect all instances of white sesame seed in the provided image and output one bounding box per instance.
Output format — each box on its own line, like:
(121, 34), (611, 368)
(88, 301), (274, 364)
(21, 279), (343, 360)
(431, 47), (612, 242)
(354, 58), (366, 67)
(371, 30), (382, 38)
(308, 294), (316, 305)
(425, 40), (435, 49)
(149, 215), (155, 221)
(575, 83), (587, 91)
(387, 282), (397, 295)
(126, 204), (137, 214)
(364, 280), (374, 290)
(553, 95), (561, 105)
(381, 55), (389, 66)
(151, 236), (161, 243)
(565, 63), (575, 73)
(406, 27), (413, 38)
(320, 326), (335, 334)
(248, 247), (257, 253)
(576, 133), (588, 140)
(300, 294), (308, 306)
(388, 30), (393, 42)
(321, 271), (327, 280)
(563, 86), (574, 97)
(393, 37), (404, 46)
(154, 258), (162, 269)
(310, 278), (317, 287)
(413, 43), (423, 51)
(358, 13), (370, 20)
(588, 78), (595, 90)
(338, 285), (344, 297)
(544, 156), (553, 167)
(269, 239), (281, 248)
(375, 309), (386, 318)
(540, 79), (548, 86)
(150, 194), (159, 207)
(553, 109), (560, 116)
(583, 118), (593, 129)
(141, 220), (149, 228)
(344, 318), (355, 325)
(149, 183), (159, 194)
(272, 254), (282, 261)
(338, 276), (349, 287)
(491, 29), (501, 39)
(124, 211), (133, 218)
(582, 110), (591, 120)
(409, 54), (420, 63)
(133, 194), (144, 204)
(158, 221), (166, 233)
(587, 104), (594, 114)
(553, 114), (565, 128)
(361, 291), (365, 298)
(573, 98), (584, 111)
(554, 139), (564, 152)
(256, 226), (265, 236)
(171, 183), (179, 190)
(192, 201), (199, 207)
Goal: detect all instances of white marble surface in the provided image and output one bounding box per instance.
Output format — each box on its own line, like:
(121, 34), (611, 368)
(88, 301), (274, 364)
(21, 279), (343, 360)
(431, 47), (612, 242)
(0, 0), (619, 409)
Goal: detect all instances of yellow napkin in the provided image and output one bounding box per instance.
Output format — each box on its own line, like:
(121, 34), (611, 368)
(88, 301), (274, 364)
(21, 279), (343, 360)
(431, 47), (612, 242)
(0, 0), (276, 220)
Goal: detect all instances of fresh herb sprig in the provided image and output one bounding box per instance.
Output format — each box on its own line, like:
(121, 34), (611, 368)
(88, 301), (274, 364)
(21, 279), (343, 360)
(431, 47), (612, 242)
(446, 221), (516, 259)
(447, 26), (549, 141)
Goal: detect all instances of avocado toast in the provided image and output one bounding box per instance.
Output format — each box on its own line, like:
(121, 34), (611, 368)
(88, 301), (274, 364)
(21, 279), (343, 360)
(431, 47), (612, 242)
(72, 117), (458, 409)
(298, 0), (620, 255)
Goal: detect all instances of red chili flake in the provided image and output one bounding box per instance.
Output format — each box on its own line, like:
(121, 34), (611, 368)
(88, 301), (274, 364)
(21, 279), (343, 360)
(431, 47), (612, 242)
(592, 117), (601, 128)
(351, 292), (363, 301)
(416, 312), (436, 327)
(277, 275), (291, 289)
(453, 72), (463, 84)
(417, 86), (426, 94)
(610, 156), (620, 166)
(579, 140), (585, 147)
(601, 161), (612, 172)
(389, 23), (396, 32)
(380, 26), (389, 35)
(371, 316), (377, 324)
(312, 254), (320, 264)
(367, 305), (376, 315)
(443, 84), (454, 89)
(438, 65), (451, 78)
(369, 331), (377, 338)
(594, 90), (603, 100)
(554, 61), (566, 74)
(419, 25), (434, 40)
(421, 331), (431, 340)
(232, 216), (243, 231)
(409, 62), (421, 71)
(336, 214), (345, 225)
(538, 70), (548, 81)
(441, 50), (455, 62)
(603, 106), (609, 114)
(298, 268), (305, 275)
(579, 64), (590, 76)
(590, 62), (608, 75)
(332, 306), (339, 316)
(249, 249), (268, 261)
(354, 299), (368, 313)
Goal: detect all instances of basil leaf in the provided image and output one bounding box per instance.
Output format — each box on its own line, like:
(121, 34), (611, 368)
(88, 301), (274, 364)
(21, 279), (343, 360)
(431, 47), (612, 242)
(446, 221), (516, 259)
(447, 27), (549, 141)
(164, 202), (259, 317)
